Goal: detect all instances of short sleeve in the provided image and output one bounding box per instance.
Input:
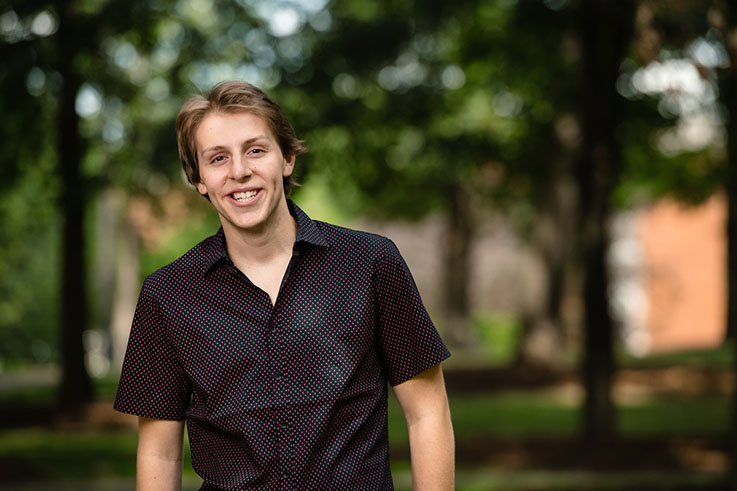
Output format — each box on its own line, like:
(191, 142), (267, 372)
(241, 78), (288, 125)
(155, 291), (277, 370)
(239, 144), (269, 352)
(113, 277), (191, 420)
(373, 239), (450, 386)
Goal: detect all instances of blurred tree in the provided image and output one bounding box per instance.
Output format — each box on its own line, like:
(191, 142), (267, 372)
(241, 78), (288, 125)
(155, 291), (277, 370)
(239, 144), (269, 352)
(616, 0), (724, 323)
(0, 4), (60, 369)
(291, 0), (589, 352)
(503, 1), (581, 366)
(0, 0), (186, 404)
(0, 0), (333, 401)
(570, 0), (729, 442)
(717, 0), (737, 347)
(55, 0), (93, 404)
(289, 0), (507, 346)
(1, 0), (727, 424)
(712, 0), (737, 485)
(577, 0), (637, 442)
(491, 0), (724, 442)
(1, 0), (97, 403)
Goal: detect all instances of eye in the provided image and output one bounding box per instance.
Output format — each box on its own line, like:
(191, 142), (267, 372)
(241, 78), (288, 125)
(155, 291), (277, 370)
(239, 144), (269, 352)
(211, 155), (226, 163)
(248, 148), (265, 156)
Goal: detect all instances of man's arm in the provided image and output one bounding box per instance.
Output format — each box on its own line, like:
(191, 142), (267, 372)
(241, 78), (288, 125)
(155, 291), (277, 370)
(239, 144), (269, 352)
(137, 416), (185, 491)
(393, 363), (454, 490)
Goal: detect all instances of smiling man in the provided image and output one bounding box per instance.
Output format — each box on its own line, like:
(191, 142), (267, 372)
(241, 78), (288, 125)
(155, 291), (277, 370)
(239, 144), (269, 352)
(114, 81), (454, 490)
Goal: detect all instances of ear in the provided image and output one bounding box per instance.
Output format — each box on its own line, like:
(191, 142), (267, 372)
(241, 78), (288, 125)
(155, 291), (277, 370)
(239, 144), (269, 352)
(196, 181), (208, 195)
(282, 155), (295, 177)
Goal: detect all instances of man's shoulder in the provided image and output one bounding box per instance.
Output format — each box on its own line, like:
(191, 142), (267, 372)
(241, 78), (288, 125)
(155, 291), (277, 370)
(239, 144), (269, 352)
(313, 220), (399, 258)
(315, 220), (394, 250)
(143, 231), (221, 289)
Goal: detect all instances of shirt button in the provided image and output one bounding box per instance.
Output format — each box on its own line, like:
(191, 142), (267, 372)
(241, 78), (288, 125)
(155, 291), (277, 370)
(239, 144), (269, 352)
(283, 472), (291, 479)
(275, 373), (283, 381)
(279, 422), (288, 429)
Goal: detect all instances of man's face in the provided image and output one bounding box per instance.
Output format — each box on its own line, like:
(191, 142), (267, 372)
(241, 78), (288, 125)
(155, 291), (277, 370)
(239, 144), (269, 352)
(194, 111), (295, 236)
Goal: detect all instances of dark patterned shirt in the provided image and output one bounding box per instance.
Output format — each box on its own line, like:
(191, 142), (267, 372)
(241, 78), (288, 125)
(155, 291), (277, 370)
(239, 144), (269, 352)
(114, 200), (450, 490)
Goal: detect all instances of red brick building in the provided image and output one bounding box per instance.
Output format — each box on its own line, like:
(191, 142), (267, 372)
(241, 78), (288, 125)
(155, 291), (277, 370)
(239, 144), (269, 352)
(612, 193), (727, 355)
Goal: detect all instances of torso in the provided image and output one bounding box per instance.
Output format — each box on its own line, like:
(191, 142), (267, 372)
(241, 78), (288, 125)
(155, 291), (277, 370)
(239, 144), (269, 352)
(115, 205), (449, 490)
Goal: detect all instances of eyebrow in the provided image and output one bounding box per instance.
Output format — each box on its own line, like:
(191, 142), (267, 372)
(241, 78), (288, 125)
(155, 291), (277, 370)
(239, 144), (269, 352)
(200, 135), (272, 156)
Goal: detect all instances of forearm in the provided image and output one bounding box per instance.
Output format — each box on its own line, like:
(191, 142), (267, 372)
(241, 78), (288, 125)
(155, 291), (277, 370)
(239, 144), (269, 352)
(136, 452), (183, 491)
(394, 364), (454, 490)
(136, 417), (185, 491)
(407, 409), (455, 490)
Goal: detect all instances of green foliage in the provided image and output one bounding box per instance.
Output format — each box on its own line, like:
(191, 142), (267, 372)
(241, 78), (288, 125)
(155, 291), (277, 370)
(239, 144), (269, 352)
(0, 0), (731, 369)
(0, 0), (288, 365)
(138, 197), (221, 279)
(0, 151), (60, 367)
(292, 0), (517, 220)
(614, 98), (725, 208)
(472, 312), (523, 365)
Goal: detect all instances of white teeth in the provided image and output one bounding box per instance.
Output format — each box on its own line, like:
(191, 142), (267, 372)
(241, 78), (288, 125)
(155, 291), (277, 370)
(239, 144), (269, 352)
(232, 190), (257, 201)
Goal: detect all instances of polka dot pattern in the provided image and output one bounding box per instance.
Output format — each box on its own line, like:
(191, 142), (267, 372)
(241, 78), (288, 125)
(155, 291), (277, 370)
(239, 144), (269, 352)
(114, 200), (450, 490)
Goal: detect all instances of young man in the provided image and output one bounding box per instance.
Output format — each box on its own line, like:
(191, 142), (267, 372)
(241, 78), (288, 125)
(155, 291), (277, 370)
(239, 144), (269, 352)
(114, 81), (454, 490)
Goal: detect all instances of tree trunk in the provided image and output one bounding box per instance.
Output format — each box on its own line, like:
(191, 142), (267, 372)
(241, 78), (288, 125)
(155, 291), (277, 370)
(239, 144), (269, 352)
(577, 0), (636, 444)
(56, 0), (93, 405)
(580, 218), (615, 442)
(725, 43), (737, 491)
(517, 175), (577, 367)
(717, 2), (737, 487)
(722, 2), (737, 343)
(110, 195), (141, 370)
(443, 183), (473, 346)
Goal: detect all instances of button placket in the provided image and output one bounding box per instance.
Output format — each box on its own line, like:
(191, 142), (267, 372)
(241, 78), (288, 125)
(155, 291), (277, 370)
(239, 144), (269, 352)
(270, 306), (293, 490)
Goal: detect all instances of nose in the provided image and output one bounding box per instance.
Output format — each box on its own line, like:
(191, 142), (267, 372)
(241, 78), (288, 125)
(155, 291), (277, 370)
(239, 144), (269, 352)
(229, 154), (252, 180)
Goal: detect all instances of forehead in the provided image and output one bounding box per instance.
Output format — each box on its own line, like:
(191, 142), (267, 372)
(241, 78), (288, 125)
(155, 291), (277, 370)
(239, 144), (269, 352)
(194, 110), (276, 151)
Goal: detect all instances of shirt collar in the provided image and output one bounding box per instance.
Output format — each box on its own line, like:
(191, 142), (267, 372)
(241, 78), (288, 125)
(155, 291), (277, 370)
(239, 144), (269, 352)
(288, 199), (329, 248)
(201, 199), (328, 274)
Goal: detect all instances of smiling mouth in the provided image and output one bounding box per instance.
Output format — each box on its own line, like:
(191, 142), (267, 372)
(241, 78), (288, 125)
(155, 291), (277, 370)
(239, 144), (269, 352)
(231, 190), (258, 202)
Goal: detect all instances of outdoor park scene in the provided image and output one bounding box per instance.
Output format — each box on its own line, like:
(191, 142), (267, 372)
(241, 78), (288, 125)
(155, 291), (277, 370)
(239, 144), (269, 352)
(1, 0), (737, 489)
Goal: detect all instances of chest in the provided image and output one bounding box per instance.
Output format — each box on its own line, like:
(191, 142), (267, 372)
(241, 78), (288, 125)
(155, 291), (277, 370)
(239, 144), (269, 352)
(162, 255), (380, 399)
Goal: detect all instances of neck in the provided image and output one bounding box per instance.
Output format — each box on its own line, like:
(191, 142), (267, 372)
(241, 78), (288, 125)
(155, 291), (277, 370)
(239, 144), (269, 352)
(222, 200), (297, 265)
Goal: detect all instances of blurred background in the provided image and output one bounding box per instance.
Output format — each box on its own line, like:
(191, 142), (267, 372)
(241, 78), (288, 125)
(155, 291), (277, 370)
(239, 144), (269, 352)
(1, 0), (736, 489)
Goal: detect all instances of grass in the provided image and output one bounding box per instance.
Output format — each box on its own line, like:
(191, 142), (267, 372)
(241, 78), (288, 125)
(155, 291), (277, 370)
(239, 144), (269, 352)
(1, 387), (730, 489)
(618, 340), (735, 370)
(0, 428), (197, 482)
(619, 394), (730, 436)
(0, 370), (121, 407)
(388, 391), (578, 445)
(0, 430), (140, 480)
(448, 470), (726, 491)
(386, 391), (731, 445)
(3, 390), (726, 480)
